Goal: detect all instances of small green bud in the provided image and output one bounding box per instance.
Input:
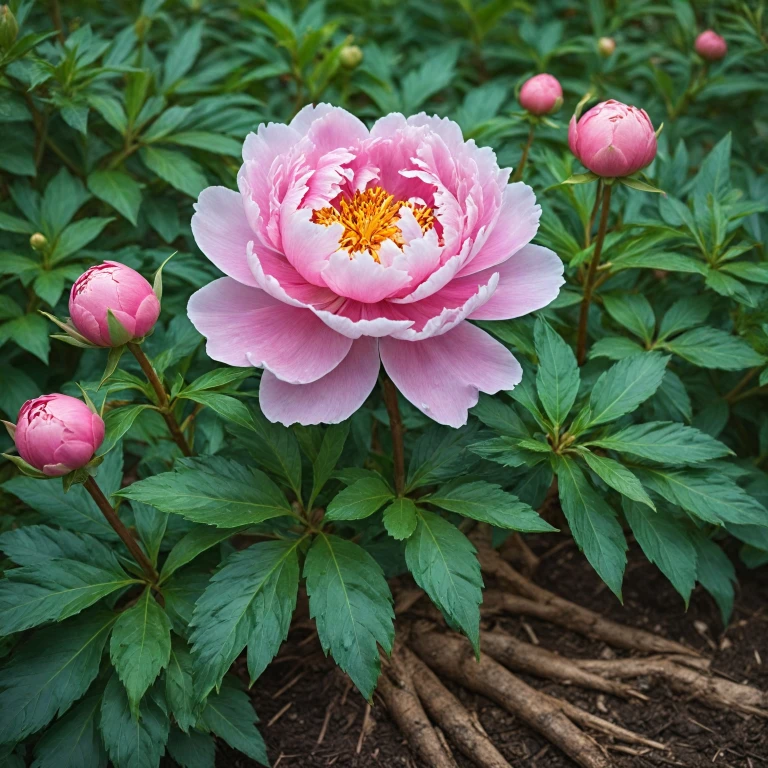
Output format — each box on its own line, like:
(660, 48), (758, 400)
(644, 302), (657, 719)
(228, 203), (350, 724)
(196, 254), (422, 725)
(597, 37), (616, 57)
(0, 5), (19, 51)
(340, 45), (363, 70)
(30, 233), (48, 251)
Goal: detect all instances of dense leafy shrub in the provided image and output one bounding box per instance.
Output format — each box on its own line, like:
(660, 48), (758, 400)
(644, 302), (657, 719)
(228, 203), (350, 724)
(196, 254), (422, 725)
(0, 1), (766, 766)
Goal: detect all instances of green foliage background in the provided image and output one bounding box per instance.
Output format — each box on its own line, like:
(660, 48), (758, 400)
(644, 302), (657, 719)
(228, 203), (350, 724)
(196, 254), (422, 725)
(0, 0), (767, 766)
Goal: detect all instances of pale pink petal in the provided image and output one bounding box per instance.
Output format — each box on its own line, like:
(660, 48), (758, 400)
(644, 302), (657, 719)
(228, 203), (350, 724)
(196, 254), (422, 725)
(187, 278), (350, 382)
(242, 122), (301, 165)
(389, 239), (471, 305)
(390, 272), (499, 340)
(281, 208), (344, 287)
(260, 337), (380, 425)
(380, 322), (522, 428)
(304, 107), (369, 156)
(290, 103), (340, 137)
(191, 187), (257, 287)
(247, 241), (338, 308)
(457, 183), (541, 277)
(468, 244), (564, 320)
(311, 303), (413, 340)
(320, 251), (412, 303)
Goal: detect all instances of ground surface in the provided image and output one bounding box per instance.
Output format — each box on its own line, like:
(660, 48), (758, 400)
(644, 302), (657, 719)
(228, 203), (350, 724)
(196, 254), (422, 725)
(216, 533), (768, 768)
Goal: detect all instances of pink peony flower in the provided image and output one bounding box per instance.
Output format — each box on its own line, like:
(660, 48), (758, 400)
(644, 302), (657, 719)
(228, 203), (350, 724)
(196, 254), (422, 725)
(13, 394), (105, 476)
(69, 261), (160, 347)
(568, 99), (657, 178)
(519, 74), (563, 116)
(187, 105), (564, 427)
(695, 30), (727, 61)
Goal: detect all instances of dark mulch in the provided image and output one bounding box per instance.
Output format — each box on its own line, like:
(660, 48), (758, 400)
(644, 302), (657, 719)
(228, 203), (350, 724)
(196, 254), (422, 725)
(216, 533), (768, 768)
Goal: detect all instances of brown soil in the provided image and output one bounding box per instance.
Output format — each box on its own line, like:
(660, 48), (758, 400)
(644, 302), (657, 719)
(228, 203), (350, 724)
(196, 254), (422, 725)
(216, 534), (768, 768)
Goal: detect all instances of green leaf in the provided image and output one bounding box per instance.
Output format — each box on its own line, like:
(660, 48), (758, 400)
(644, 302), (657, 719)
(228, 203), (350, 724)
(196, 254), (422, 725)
(534, 318), (579, 427)
(116, 459), (293, 528)
(166, 728), (215, 768)
(0, 211), (35, 234)
(562, 171), (599, 184)
(623, 500), (697, 606)
(382, 497), (419, 540)
(692, 534), (736, 624)
(705, 270), (754, 307)
(588, 421), (731, 465)
(190, 539), (300, 698)
(471, 395), (527, 437)
(165, 640), (197, 733)
(619, 176), (664, 193)
(0, 557), (136, 635)
(662, 327), (765, 370)
(468, 436), (545, 468)
(325, 476), (394, 521)
(635, 468), (768, 526)
(132, 501), (168, 565)
(164, 131), (242, 157)
(602, 293), (656, 343)
(41, 168), (88, 235)
(110, 588), (172, 715)
(588, 336), (645, 361)
(309, 421), (349, 508)
(304, 534), (394, 699)
(405, 510), (482, 653)
(199, 678), (267, 765)
(658, 296), (711, 340)
(100, 676), (169, 768)
(0, 610), (116, 743)
(426, 481), (556, 532)
(159, 525), (246, 584)
(51, 218), (114, 263)
(406, 425), (476, 491)
(179, 391), (254, 430)
(587, 352), (669, 426)
(579, 451), (655, 509)
(183, 367), (253, 393)
(33, 269), (66, 305)
(162, 23), (204, 90)
(0, 312), (50, 362)
(140, 147), (207, 199)
(555, 456), (627, 600)
(87, 171), (142, 226)
(719, 261), (768, 284)
(31, 693), (106, 768)
(101, 404), (152, 455)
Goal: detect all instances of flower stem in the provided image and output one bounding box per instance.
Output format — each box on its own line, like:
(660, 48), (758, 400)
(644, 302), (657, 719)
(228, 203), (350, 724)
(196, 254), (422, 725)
(512, 124), (536, 183)
(84, 476), (158, 583)
(381, 378), (405, 496)
(128, 342), (193, 457)
(576, 183), (612, 365)
(584, 179), (604, 247)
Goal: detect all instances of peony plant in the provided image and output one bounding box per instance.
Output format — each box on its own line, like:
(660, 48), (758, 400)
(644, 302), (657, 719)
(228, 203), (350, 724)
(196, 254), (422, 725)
(0, 3), (766, 768)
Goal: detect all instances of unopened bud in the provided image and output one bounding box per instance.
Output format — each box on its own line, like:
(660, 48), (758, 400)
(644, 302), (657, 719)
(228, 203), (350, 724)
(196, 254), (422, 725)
(0, 5), (19, 51)
(134, 15), (151, 38)
(340, 45), (363, 69)
(30, 233), (48, 251)
(598, 37), (616, 57)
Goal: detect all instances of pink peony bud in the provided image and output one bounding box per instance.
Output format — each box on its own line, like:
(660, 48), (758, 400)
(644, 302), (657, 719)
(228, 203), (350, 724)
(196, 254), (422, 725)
(519, 74), (563, 116)
(69, 261), (160, 347)
(568, 99), (657, 178)
(695, 30), (727, 61)
(13, 394), (105, 477)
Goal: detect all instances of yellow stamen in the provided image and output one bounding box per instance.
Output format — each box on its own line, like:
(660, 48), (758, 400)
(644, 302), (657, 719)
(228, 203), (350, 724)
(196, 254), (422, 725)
(313, 186), (434, 262)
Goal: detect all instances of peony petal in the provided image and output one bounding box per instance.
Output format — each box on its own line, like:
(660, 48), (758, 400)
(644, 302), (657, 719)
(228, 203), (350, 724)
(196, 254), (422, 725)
(320, 250), (413, 304)
(380, 322), (523, 428)
(260, 337), (380, 425)
(311, 302), (413, 340)
(457, 182), (541, 276)
(192, 187), (258, 287)
(467, 244), (564, 320)
(187, 278), (351, 383)
(281, 208), (345, 287)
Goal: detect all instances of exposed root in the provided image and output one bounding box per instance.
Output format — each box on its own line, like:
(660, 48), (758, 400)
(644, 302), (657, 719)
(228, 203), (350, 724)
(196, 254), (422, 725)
(400, 646), (514, 768)
(481, 629), (647, 700)
(473, 536), (697, 657)
(572, 657), (768, 717)
(377, 656), (458, 768)
(499, 532), (540, 575)
(411, 629), (613, 768)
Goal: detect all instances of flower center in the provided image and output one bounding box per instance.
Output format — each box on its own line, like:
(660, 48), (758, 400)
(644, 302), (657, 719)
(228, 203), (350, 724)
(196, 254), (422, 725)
(313, 186), (434, 262)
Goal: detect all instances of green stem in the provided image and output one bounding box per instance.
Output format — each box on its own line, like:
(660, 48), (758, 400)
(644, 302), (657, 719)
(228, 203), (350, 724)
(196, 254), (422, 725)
(84, 476), (158, 583)
(128, 342), (193, 457)
(381, 378), (405, 496)
(511, 124), (535, 183)
(576, 183), (612, 365)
